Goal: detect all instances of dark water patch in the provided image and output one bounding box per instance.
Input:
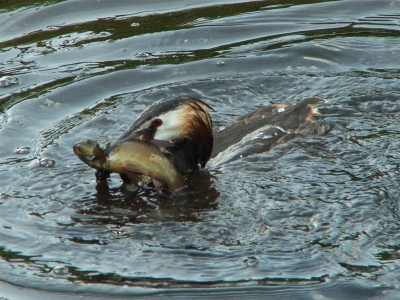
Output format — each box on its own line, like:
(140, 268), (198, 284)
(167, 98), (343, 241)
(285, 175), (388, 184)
(0, 0), (63, 13)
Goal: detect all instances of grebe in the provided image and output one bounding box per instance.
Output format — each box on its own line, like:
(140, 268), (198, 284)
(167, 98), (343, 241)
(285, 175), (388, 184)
(73, 96), (330, 193)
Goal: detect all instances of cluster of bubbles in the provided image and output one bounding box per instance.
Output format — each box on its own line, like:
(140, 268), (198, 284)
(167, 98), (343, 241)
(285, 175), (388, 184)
(15, 147), (56, 167)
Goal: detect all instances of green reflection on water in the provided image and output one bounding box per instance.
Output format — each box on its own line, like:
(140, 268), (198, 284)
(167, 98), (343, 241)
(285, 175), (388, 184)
(0, 0), (64, 12)
(0, 0), (338, 49)
(0, 245), (39, 263)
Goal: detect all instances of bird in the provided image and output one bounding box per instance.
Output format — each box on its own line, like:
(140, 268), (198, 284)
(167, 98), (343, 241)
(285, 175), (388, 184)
(112, 94), (330, 167)
(109, 95), (214, 174)
(82, 96), (331, 190)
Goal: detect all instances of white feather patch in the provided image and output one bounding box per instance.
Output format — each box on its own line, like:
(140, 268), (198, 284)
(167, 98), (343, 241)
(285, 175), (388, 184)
(154, 108), (185, 141)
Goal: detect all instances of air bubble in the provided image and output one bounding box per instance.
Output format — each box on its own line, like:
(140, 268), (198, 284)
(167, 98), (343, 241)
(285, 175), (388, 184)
(0, 75), (19, 87)
(52, 266), (69, 275)
(134, 52), (150, 58)
(244, 256), (258, 267)
(43, 25), (61, 31)
(15, 147), (29, 154)
(39, 158), (56, 167)
(98, 31), (111, 37)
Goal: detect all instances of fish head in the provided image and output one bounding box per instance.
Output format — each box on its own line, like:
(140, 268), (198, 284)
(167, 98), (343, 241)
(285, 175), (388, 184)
(73, 140), (106, 169)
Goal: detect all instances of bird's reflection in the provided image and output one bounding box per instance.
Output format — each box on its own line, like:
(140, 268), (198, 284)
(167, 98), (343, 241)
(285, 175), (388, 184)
(76, 169), (220, 225)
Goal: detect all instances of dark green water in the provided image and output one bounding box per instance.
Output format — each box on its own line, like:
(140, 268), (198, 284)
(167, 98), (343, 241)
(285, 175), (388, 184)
(0, 0), (399, 299)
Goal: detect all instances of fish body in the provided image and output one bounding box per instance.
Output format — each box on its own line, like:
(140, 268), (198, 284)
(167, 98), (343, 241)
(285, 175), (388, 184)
(73, 140), (186, 193)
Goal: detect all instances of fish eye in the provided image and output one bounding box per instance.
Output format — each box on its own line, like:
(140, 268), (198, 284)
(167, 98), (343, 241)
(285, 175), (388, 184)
(152, 118), (163, 127)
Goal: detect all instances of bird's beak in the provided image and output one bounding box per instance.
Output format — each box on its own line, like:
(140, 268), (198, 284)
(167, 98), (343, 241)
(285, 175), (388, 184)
(137, 126), (157, 141)
(136, 118), (164, 141)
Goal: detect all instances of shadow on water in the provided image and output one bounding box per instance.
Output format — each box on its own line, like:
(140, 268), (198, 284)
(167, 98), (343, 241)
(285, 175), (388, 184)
(80, 170), (220, 225)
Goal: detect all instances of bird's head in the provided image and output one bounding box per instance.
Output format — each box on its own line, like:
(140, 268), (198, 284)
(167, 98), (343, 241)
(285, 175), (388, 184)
(116, 96), (213, 172)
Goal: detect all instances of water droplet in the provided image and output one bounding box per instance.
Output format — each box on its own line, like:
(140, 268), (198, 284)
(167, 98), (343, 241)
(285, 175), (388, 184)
(15, 147), (29, 154)
(42, 98), (61, 108)
(98, 31), (111, 37)
(272, 107), (285, 113)
(52, 266), (69, 275)
(75, 74), (85, 81)
(217, 125), (226, 132)
(134, 52), (151, 58)
(43, 98), (54, 106)
(43, 25), (61, 31)
(0, 75), (19, 87)
(39, 158), (56, 167)
(244, 257), (258, 267)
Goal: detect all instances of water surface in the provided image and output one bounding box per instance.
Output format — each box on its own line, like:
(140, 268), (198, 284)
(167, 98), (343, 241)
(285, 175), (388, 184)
(0, 0), (399, 298)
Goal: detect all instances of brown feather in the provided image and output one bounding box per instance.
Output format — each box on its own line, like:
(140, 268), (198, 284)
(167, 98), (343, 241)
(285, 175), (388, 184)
(162, 98), (213, 173)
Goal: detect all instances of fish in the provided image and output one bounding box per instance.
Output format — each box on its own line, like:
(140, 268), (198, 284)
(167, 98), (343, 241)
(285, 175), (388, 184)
(73, 139), (187, 193)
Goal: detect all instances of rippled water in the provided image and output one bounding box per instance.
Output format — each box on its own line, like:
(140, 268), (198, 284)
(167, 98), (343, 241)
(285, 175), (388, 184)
(1, 0), (400, 299)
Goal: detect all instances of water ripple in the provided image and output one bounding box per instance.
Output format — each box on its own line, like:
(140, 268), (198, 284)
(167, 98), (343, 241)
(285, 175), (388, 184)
(0, 0), (400, 298)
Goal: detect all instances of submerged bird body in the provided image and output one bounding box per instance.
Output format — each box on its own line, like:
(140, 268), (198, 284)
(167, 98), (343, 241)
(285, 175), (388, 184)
(212, 96), (330, 158)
